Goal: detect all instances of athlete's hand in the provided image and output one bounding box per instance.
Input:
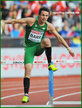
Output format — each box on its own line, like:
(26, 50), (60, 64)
(3, 20), (9, 24)
(4, 20), (15, 24)
(67, 47), (75, 57)
(4, 20), (7, 24)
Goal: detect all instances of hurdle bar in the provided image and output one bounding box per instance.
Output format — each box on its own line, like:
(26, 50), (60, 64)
(1, 59), (81, 65)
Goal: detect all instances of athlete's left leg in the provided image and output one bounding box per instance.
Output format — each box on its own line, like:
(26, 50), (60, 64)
(41, 38), (58, 71)
(41, 38), (51, 64)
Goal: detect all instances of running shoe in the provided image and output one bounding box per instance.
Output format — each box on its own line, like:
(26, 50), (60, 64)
(48, 63), (58, 71)
(22, 95), (29, 103)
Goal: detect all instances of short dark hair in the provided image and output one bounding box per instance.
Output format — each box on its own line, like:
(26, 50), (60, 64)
(39, 7), (50, 15)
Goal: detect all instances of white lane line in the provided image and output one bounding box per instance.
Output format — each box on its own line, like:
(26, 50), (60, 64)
(55, 86), (81, 91)
(1, 105), (51, 107)
(1, 101), (81, 107)
(46, 92), (81, 105)
(1, 84), (80, 92)
(1, 89), (48, 100)
(1, 86), (81, 100)
(1, 85), (48, 91)
(1, 81), (80, 88)
(1, 80), (48, 86)
(53, 101), (81, 105)
(1, 79), (81, 87)
(1, 81), (48, 87)
(53, 92), (81, 101)
(1, 83), (23, 87)
(1, 81), (22, 85)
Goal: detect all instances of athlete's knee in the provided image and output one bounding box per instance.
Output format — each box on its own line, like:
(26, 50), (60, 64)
(24, 63), (32, 78)
(41, 38), (51, 48)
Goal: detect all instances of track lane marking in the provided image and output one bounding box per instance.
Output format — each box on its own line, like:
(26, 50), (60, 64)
(1, 83), (81, 91)
(1, 82), (80, 88)
(1, 86), (81, 100)
(53, 101), (81, 105)
(46, 92), (81, 105)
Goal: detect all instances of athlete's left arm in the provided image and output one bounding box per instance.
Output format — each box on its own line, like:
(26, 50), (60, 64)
(47, 23), (75, 57)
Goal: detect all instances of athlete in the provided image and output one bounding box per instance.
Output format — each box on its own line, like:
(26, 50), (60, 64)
(4, 7), (74, 103)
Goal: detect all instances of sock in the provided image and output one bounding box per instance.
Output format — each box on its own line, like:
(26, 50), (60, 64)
(25, 95), (29, 97)
(45, 47), (51, 64)
(24, 77), (30, 94)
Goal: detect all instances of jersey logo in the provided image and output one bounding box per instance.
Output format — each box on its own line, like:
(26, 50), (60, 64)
(35, 25), (37, 27)
(42, 28), (45, 30)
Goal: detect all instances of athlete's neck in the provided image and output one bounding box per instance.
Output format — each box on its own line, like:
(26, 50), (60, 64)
(38, 19), (45, 26)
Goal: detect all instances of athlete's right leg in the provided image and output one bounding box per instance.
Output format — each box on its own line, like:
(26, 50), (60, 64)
(22, 63), (32, 103)
(24, 63), (33, 95)
(22, 46), (34, 103)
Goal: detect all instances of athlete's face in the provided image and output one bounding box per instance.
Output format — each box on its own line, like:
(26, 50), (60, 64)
(39, 11), (49, 23)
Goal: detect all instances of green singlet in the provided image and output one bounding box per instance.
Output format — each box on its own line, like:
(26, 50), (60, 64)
(24, 19), (47, 64)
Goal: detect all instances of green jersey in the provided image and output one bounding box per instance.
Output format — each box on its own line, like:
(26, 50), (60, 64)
(24, 19), (47, 46)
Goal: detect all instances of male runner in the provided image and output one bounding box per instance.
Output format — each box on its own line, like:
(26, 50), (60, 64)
(5, 7), (74, 103)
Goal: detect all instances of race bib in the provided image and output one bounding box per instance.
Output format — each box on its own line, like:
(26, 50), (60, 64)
(28, 30), (43, 42)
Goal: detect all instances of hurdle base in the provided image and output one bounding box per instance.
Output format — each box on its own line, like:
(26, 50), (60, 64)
(48, 94), (54, 107)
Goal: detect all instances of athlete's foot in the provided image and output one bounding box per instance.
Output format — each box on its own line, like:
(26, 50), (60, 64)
(22, 95), (29, 103)
(48, 63), (58, 71)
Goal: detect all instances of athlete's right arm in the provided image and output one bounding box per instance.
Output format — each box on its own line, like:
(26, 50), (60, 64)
(4, 17), (36, 26)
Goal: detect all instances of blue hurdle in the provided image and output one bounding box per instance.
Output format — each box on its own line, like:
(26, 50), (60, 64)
(49, 62), (54, 107)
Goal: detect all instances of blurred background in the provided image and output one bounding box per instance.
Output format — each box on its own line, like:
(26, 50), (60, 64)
(1, 1), (81, 78)
(1, 1), (81, 47)
(1, 2), (81, 106)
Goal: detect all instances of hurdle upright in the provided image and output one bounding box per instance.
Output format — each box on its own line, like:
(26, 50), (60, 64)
(48, 69), (54, 107)
(48, 62), (54, 107)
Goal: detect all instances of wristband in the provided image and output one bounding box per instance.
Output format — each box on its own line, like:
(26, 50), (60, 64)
(67, 47), (71, 50)
(4, 21), (7, 24)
